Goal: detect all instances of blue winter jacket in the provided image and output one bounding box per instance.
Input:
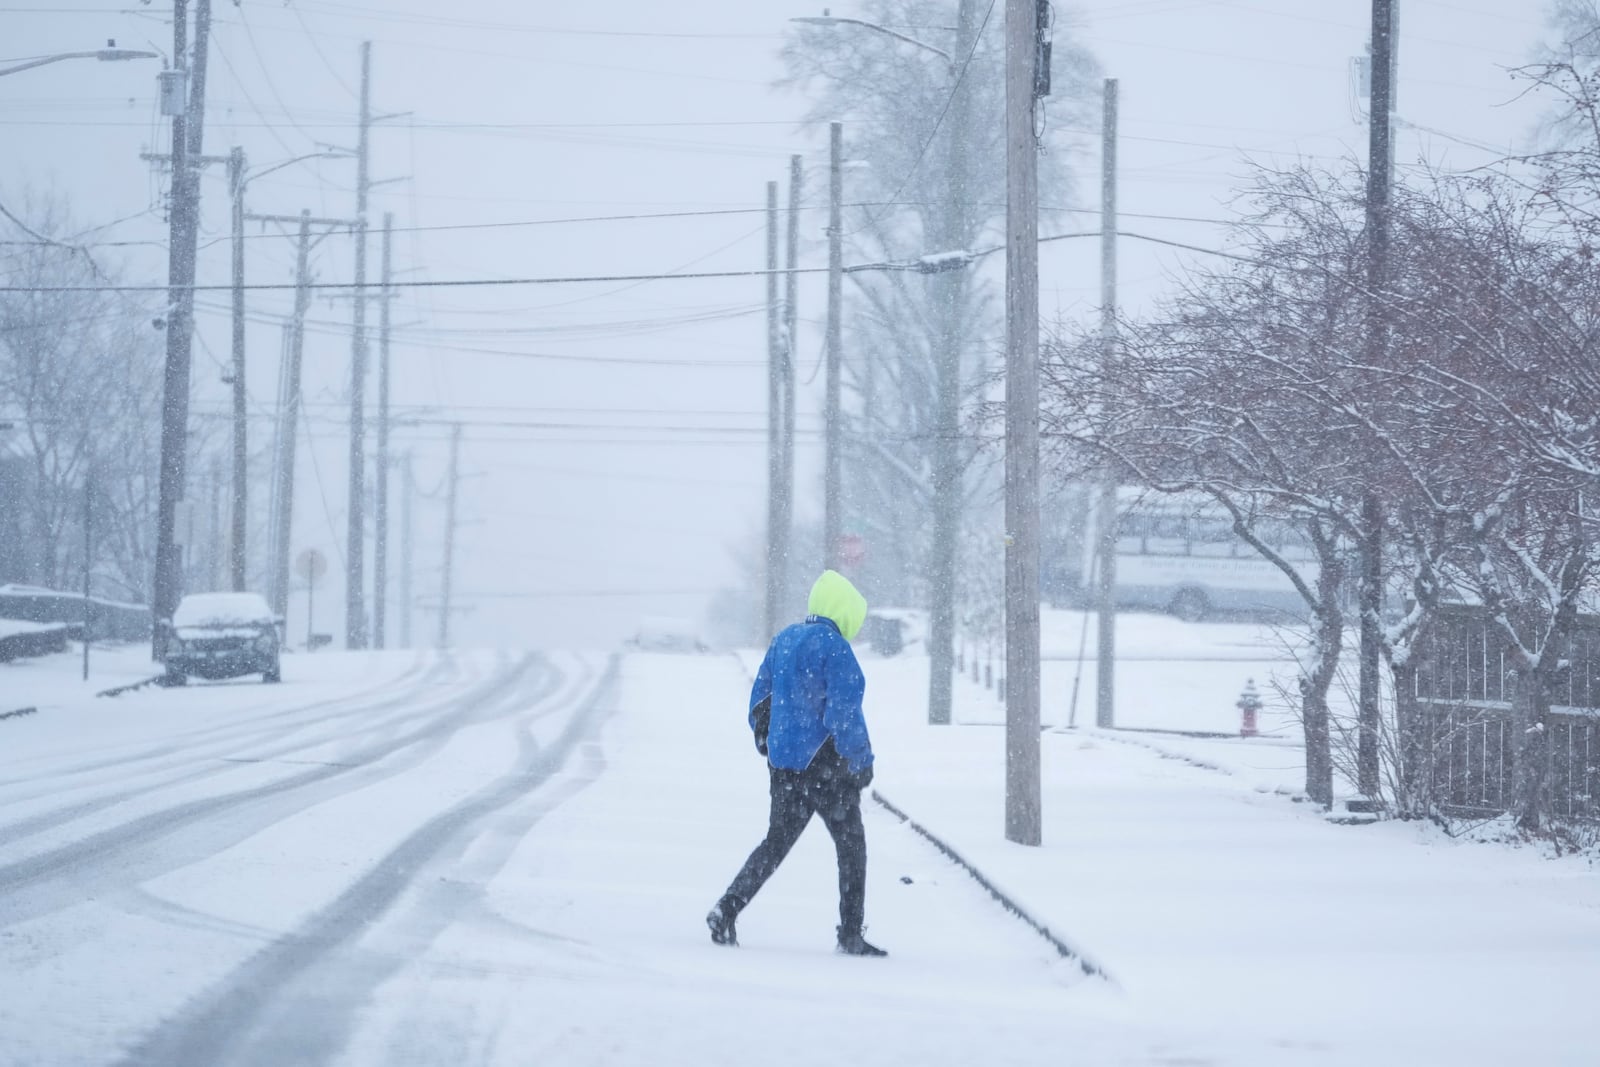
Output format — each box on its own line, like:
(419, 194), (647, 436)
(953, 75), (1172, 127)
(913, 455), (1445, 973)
(748, 571), (874, 776)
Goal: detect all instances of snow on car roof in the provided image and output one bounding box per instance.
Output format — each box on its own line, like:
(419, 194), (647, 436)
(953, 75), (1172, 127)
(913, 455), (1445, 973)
(173, 592), (274, 627)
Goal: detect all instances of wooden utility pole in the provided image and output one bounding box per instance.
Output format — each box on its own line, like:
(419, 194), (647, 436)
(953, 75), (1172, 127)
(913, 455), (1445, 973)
(82, 466), (92, 681)
(779, 154), (801, 602)
(1359, 0), (1396, 800)
(929, 0), (977, 727)
(152, 0), (213, 654)
(272, 212), (312, 626)
(438, 424), (461, 650)
(400, 450), (413, 649)
(346, 40), (372, 650)
(824, 121), (844, 571)
(1003, 0), (1043, 847)
(260, 210), (352, 625)
(207, 454), (224, 591)
(228, 145), (248, 592)
(373, 211), (394, 649)
(1095, 78), (1119, 729)
(765, 180), (782, 642)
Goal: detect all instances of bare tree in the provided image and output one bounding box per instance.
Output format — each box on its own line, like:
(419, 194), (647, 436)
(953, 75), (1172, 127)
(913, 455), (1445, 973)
(0, 197), (165, 603)
(783, 0), (1099, 720)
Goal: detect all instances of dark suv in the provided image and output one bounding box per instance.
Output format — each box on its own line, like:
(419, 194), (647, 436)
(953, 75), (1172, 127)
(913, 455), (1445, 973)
(163, 592), (282, 685)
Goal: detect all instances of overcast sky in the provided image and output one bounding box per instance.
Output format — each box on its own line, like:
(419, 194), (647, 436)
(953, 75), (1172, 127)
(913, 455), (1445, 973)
(1, 0), (1555, 648)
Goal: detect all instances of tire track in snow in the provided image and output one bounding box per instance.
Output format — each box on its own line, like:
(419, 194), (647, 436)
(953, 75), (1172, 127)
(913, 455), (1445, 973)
(0, 653), (449, 850)
(3, 652), (439, 791)
(0, 653), (551, 930)
(115, 654), (620, 1067)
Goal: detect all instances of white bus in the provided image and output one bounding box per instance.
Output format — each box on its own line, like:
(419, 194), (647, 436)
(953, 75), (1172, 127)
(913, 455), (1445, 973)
(1045, 488), (1317, 622)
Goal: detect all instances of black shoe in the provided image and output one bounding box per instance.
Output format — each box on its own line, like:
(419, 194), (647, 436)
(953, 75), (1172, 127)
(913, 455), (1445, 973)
(706, 896), (740, 947)
(836, 926), (887, 957)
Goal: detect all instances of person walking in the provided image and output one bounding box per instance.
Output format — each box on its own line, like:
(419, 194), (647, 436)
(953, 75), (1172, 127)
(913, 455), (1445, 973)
(705, 570), (886, 957)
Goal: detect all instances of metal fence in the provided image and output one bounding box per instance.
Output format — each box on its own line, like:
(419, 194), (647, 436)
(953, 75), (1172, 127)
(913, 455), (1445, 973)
(1415, 607), (1600, 821)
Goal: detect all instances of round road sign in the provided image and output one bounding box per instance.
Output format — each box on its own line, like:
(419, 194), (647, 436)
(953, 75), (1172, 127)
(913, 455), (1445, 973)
(295, 547), (328, 584)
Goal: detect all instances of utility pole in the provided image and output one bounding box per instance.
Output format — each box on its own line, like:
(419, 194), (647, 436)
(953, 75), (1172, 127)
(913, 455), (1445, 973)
(400, 450), (413, 649)
(346, 40), (372, 651)
(151, 0), (214, 656)
(1003, 0), (1044, 847)
(764, 179), (782, 642)
(260, 210), (354, 626)
(438, 424), (461, 650)
(82, 465), (92, 681)
(928, 0), (978, 727)
(374, 211), (394, 649)
(780, 154), (800, 598)
(824, 122), (844, 570)
(1359, 0), (1396, 800)
(228, 145), (247, 592)
(207, 454), (224, 590)
(271, 212), (312, 626)
(1095, 78), (1119, 730)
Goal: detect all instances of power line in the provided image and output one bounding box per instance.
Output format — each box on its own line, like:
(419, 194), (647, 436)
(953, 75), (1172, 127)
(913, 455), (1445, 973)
(207, 32), (302, 162)
(2, 229), (1254, 295)
(851, 0), (999, 237)
(281, 1), (783, 40)
(5, 200), (1276, 255)
(286, 0), (359, 98)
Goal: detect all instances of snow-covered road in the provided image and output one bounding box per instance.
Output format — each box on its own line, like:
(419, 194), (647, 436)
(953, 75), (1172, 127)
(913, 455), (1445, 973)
(0, 650), (621, 1065)
(0, 649), (1194, 1067)
(6, 645), (1596, 1066)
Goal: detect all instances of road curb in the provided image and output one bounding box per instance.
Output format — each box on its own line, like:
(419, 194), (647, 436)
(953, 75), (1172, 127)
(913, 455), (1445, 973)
(96, 675), (165, 698)
(870, 789), (1113, 982)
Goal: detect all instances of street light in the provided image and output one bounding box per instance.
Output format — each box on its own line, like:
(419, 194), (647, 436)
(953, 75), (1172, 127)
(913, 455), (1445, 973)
(790, 15), (956, 68)
(225, 149), (349, 593)
(0, 43), (159, 79)
(791, 7), (977, 726)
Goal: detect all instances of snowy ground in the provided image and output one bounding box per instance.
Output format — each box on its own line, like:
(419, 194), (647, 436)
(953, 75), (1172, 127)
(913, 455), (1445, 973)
(2, 640), (162, 714)
(0, 631), (1596, 1065)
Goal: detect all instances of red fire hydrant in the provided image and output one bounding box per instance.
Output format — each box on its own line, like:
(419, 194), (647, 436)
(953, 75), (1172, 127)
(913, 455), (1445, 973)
(1237, 679), (1262, 738)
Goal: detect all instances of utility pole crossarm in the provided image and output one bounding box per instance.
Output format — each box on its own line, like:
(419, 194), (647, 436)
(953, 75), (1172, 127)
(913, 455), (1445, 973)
(245, 212), (355, 228)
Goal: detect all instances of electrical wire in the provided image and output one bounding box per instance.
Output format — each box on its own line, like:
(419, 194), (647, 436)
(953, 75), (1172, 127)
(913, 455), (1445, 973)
(283, 1), (782, 40)
(286, 0), (359, 99)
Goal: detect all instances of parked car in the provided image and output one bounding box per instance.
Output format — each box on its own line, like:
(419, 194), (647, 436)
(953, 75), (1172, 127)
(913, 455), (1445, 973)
(859, 608), (925, 656)
(162, 592), (282, 685)
(627, 616), (710, 653)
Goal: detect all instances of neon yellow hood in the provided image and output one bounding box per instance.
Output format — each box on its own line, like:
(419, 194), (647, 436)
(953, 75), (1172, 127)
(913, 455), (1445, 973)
(807, 570), (868, 641)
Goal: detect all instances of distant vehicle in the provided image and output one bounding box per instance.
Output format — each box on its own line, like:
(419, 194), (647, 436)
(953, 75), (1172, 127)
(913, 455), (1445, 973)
(162, 592), (282, 685)
(859, 608), (925, 656)
(1046, 488), (1315, 622)
(628, 616), (710, 653)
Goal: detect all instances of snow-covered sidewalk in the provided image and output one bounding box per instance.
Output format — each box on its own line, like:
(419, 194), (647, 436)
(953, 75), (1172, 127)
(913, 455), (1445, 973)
(854, 650), (1600, 1066)
(0, 641), (161, 714)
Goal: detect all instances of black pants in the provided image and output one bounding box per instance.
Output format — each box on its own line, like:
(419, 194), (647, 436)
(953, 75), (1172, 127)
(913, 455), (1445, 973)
(724, 744), (867, 934)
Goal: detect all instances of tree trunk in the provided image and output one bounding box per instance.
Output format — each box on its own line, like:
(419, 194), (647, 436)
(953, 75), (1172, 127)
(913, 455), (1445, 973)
(1301, 556), (1344, 808)
(1302, 613), (1339, 809)
(1510, 665), (1550, 834)
(1392, 658), (1424, 816)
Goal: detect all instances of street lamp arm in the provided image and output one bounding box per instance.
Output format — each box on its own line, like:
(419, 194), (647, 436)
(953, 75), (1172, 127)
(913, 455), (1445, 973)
(789, 15), (955, 69)
(245, 151), (347, 187)
(0, 48), (159, 79)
